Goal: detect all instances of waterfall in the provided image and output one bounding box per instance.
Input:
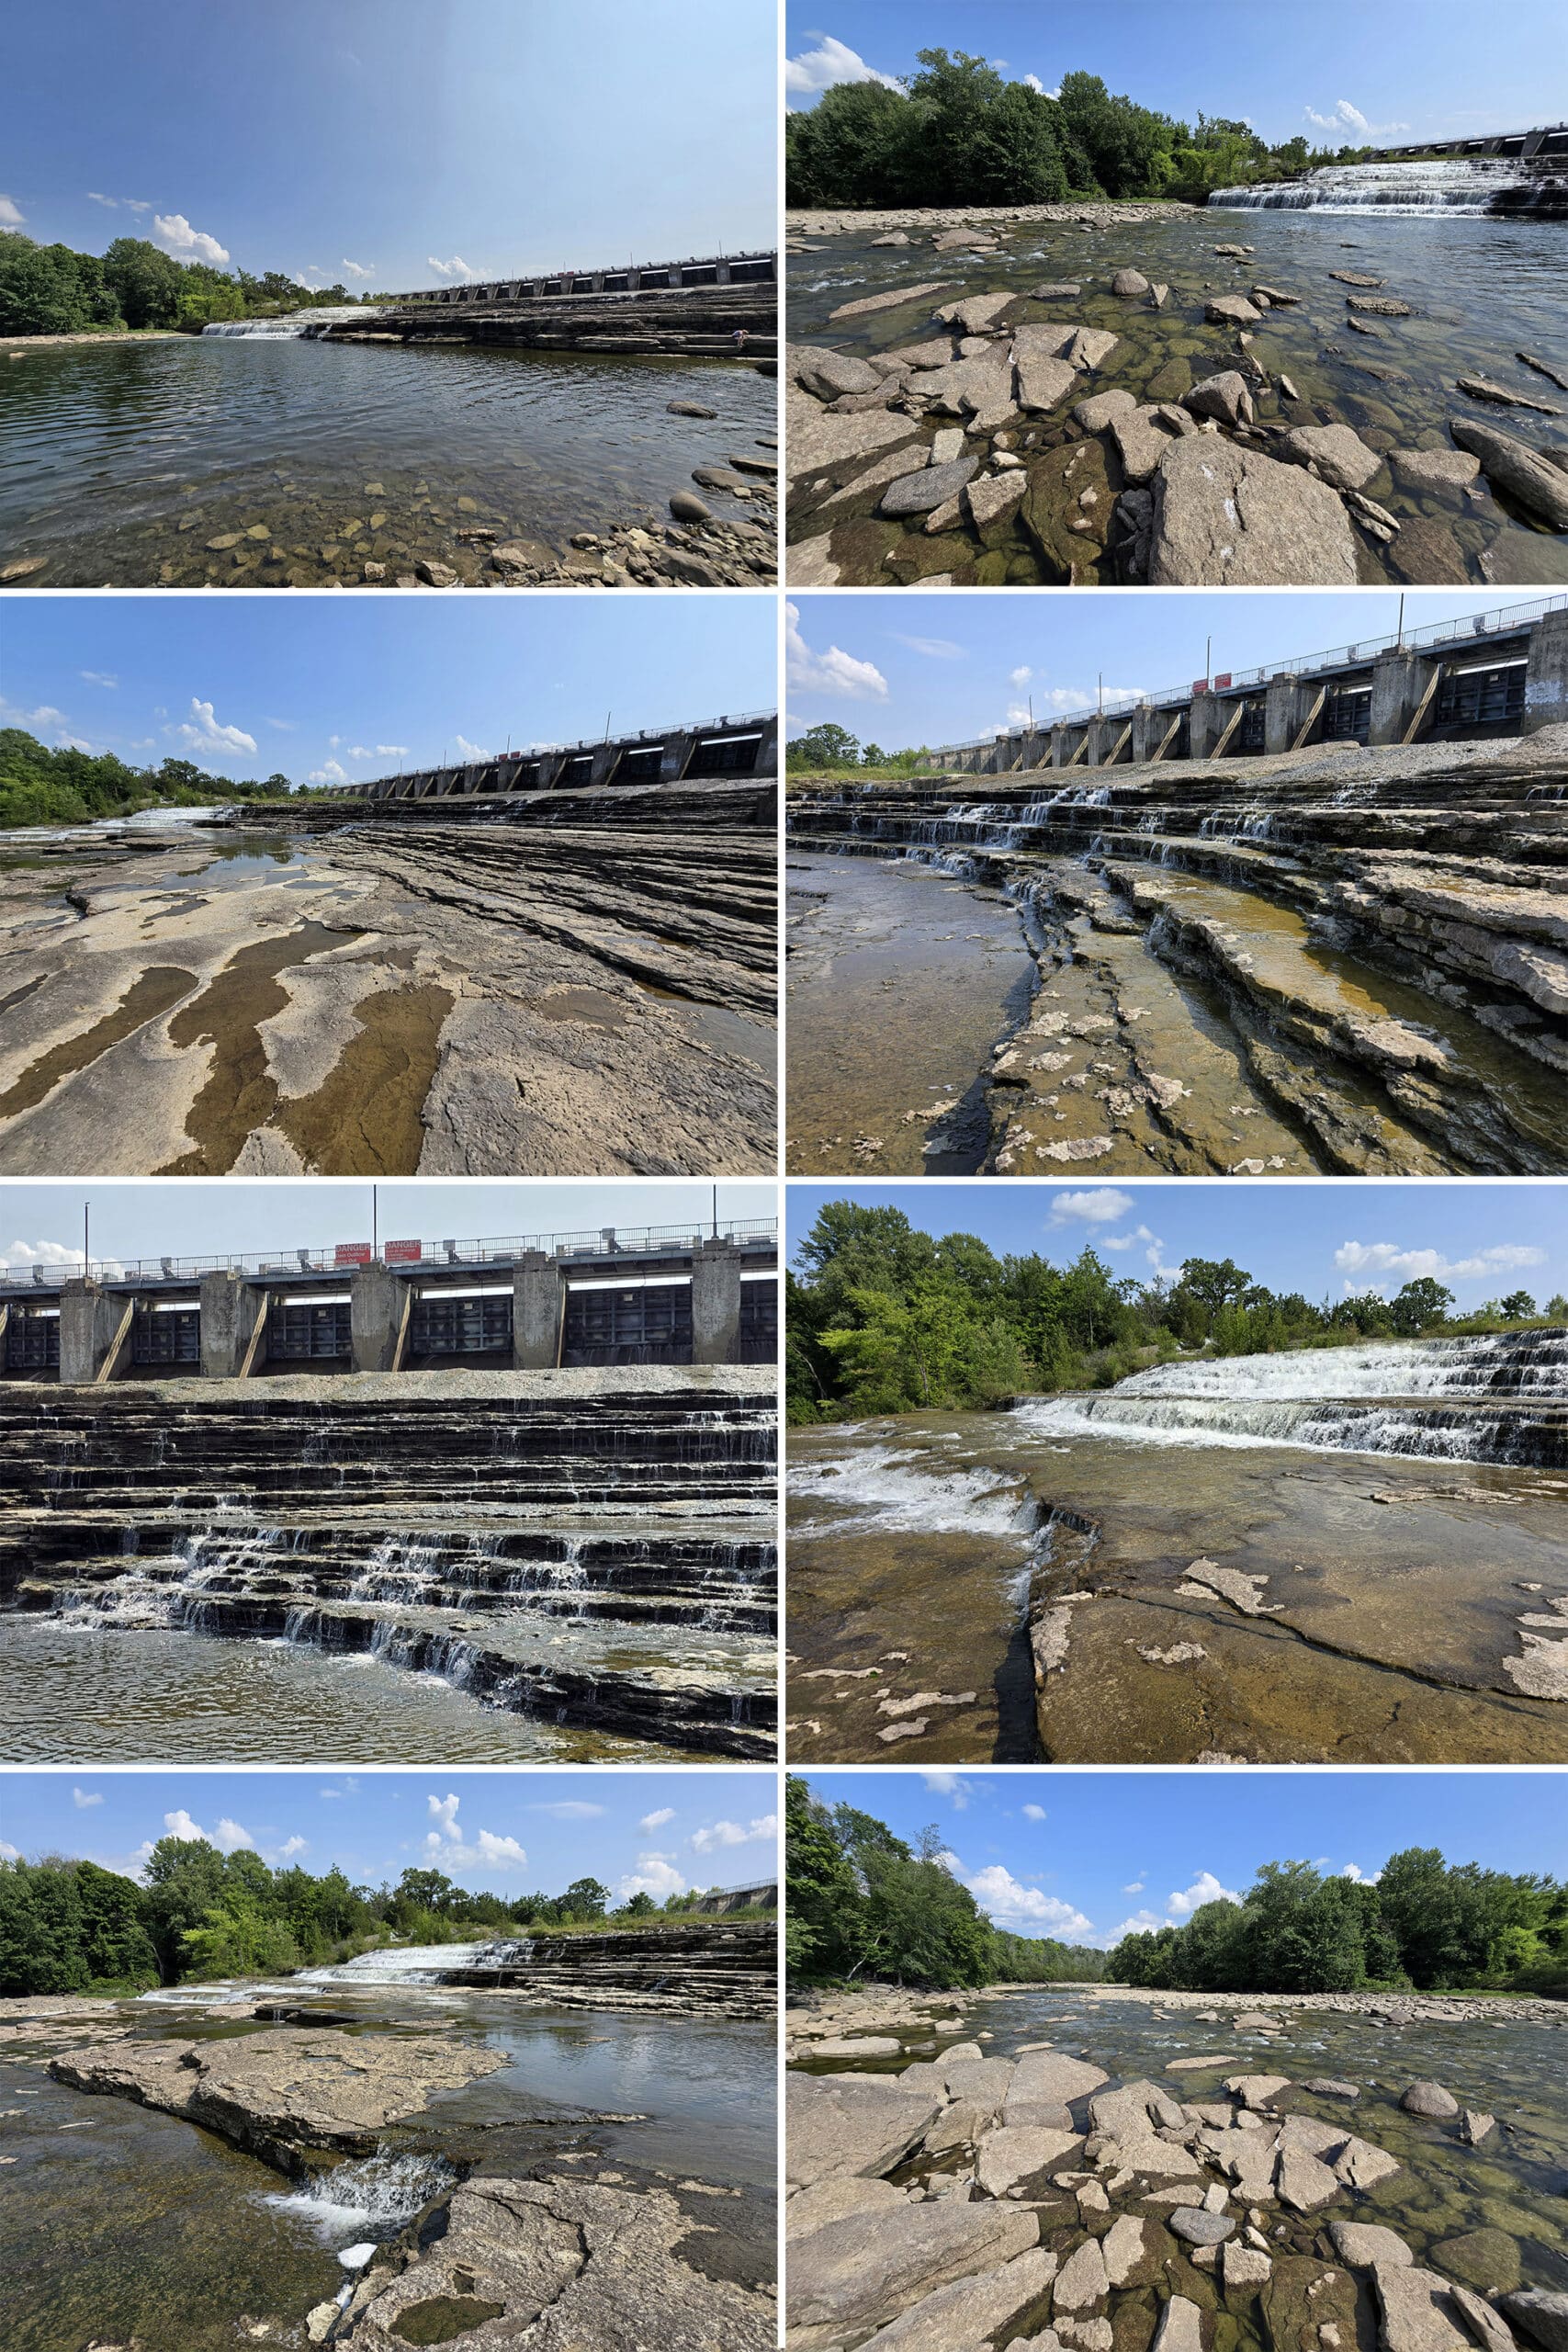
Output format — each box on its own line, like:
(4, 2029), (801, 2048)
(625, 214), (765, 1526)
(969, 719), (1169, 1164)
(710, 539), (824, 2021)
(295, 1942), (495, 1986)
(201, 306), (381, 339)
(1111, 1330), (1568, 1399)
(1210, 158), (1568, 218)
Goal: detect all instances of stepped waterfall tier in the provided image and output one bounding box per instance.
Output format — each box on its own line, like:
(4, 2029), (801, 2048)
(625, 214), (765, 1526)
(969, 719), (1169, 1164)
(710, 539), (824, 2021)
(0, 1367), (778, 1761)
(0, 766), (777, 1177)
(785, 1331), (1568, 1766)
(785, 728), (1568, 1176)
(293, 1920), (775, 2020)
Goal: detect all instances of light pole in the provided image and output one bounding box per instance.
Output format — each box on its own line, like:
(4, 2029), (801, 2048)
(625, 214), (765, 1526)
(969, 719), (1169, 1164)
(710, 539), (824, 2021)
(84, 1200), (90, 1276)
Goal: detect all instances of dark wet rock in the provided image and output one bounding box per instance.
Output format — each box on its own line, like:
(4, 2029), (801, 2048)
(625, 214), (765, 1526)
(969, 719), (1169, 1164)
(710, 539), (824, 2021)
(1303, 2079), (1360, 2101)
(881, 458), (981, 516)
(668, 491), (712, 524)
(1148, 438), (1359, 585)
(1402, 2079), (1461, 2119)
(1503, 2292), (1568, 2352)
(667, 399), (718, 417)
(1388, 515), (1472, 584)
(1431, 2231), (1521, 2297)
(1111, 269), (1151, 297)
(1449, 420), (1568, 526)
(1205, 295), (1262, 325)
(1261, 2256), (1359, 2352)
(1391, 447), (1483, 489)
(1348, 296), (1414, 317)
(1022, 437), (1115, 579)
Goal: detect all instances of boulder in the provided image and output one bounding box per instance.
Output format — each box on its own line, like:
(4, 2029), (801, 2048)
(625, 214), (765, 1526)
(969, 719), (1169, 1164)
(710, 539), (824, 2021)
(916, 350), (1015, 421)
(1102, 2217), (1150, 2289)
(787, 2199), (1041, 2345)
(1224, 2076), (1292, 2106)
(1205, 295), (1262, 325)
(887, 339), (961, 369)
(964, 470), (1030, 542)
(934, 292), (1016, 335)
(1391, 447), (1483, 489)
(1111, 269), (1150, 297)
(1333, 2134), (1402, 2190)
(1017, 354), (1082, 413)
(1402, 2081), (1460, 2119)
(1431, 2231), (1521, 2297)
(1006, 2051), (1110, 2115)
(1032, 283), (1083, 299)
(786, 2073), (942, 2189)
(807, 2036), (906, 2060)
(667, 492), (711, 524)
(1450, 419), (1568, 526)
(879, 458), (980, 516)
(1329, 2222), (1416, 2269)
(976, 2125), (1082, 2196)
(793, 346), (884, 400)
(1503, 2293), (1568, 2352)
(872, 232), (911, 247)
(1055, 2234), (1111, 2312)
(1111, 402), (1194, 485)
(853, 2247), (1058, 2352)
(1373, 2263), (1472, 2352)
(1183, 371), (1256, 428)
(1455, 2110), (1495, 2147)
(1153, 2297), (1206, 2352)
(1222, 2245), (1274, 2291)
(1279, 423), (1384, 491)
(1075, 389), (1139, 433)
(829, 283), (951, 321)
(1170, 2210), (1236, 2247)
(1303, 2080), (1360, 2102)
(668, 400), (718, 417)
(1276, 2147), (1341, 2213)
(1148, 438), (1359, 584)
(414, 560), (459, 586)
(786, 2177), (905, 2239)
(1450, 2287), (1521, 2352)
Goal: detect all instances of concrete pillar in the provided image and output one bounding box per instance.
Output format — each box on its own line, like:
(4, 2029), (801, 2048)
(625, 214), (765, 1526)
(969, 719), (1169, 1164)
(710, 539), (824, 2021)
(1132, 703), (1173, 762)
(199, 1272), (267, 1380)
(59, 1283), (132, 1386)
(536, 753), (565, 790)
(1188, 691), (1227, 759)
(350, 1263), (405, 1374)
(587, 742), (619, 786)
(513, 1251), (564, 1370)
(757, 715), (780, 771)
(1019, 726), (1051, 769)
(691, 1243), (741, 1365)
(1523, 610), (1568, 734)
(1370, 651), (1439, 746)
(1265, 672), (1321, 754)
(1053, 724), (1087, 768)
(660, 732), (697, 781)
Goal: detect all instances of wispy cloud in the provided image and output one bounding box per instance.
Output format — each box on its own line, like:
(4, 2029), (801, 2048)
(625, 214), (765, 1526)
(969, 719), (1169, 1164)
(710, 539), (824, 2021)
(427, 254), (476, 279)
(1304, 98), (1409, 138)
(1335, 1239), (1546, 1293)
(0, 195), (27, 227)
(341, 258), (377, 280)
(892, 634), (965, 660)
(691, 1813), (777, 1854)
(79, 671), (118, 689)
(423, 1791), (527, 1872)
(174, 697), (256, 759)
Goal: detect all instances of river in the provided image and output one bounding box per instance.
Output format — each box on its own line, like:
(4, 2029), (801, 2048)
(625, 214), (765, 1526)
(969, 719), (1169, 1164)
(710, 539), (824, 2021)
(786, 199), (1568, 587)
(0, 334), (776, 586)
(1, 1982), (774, 2352)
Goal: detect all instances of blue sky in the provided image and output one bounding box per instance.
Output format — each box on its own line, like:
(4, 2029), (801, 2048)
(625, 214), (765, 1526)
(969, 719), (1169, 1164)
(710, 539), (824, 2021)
(0, 1180), (777, 1278)
(785, 3), (1559, 146)
(787, 1182), (1568, 1309)
(0, 1770), (779, 1904)
(787, 592), (1514, 751)
(797, 1769), (1568, 1942)
(3, 596), (776, 789)
(5, 0), (776, 292)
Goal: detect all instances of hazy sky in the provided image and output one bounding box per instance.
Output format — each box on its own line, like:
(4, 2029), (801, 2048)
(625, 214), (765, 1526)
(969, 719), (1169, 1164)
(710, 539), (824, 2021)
(786, 1182), (1568, 1308)
(785, 2), (1558, 146)
(0, 1769), (779, 1903)
(0, 1180), (777, 1278)
(786, 591), (1515, 751)
(797, 1769), (1568, 1942)
(4, 595), (777, 789)
(6, 0), (777, 291)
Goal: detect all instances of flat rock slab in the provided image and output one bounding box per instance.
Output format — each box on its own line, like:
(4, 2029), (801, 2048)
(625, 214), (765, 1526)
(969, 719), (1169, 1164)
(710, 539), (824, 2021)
(337, 2173), (774, 2352)
(854, 2246), (1057, 2352)
(1373, 2263), (1472, 2352)
(976, 2124), (1083, 2195)
(880, 458), (980, 515)
(1330, 2221), (1415, 2269)
(829, 283), (951, 320)
(1007, 2052), (1110, 2113)
(1280, 423), (1384, 491)
(788, 2199), (1040, 2345)
(1450, 419), (1568, 527)
(51, 2027), (507, 2166)
(787, 2072), (941, 2188)
(1148, 437), (1359, 585)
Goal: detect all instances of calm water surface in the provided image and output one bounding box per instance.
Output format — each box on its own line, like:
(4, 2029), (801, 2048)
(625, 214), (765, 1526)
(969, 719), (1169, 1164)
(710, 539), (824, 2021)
(0, 335), (777, 585)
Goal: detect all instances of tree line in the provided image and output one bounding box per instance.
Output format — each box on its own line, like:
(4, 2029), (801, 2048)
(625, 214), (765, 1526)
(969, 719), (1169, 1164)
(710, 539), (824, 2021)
(1111, 1851), (1568, 1998)
(786, 1777), (1105, 1990)
(787, 1202), (1565, 1425)
(786, 724), (929, 776)
(0, 1838), (727, 1996)
(1, 728), (320, 831)
(0, 230), (376, 338)
(787, 51), (1369, 211)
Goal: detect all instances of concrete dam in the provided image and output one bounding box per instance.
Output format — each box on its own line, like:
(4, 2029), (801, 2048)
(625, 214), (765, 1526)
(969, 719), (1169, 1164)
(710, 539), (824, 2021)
(785, 602), (1567, 1178)
(0, 1223), (778, 1763)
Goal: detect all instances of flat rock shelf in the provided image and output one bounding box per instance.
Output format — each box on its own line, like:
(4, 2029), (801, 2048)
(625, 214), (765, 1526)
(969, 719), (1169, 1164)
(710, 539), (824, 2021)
(0, 1365), (778, 1762)
(784, 727), (1567, 1178)
(786, 1329), (1568, 1765)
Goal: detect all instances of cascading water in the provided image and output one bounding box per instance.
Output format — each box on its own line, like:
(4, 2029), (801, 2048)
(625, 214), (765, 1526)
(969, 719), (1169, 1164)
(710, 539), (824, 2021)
(200, 307), (382, 339)
(1113, 1329), (1568, 1399)
(1211, 158), (1568, 218)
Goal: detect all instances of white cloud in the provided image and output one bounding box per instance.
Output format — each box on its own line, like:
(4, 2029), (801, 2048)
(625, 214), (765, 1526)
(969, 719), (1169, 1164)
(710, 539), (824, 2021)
(308, 759), (350, 786)
(786, 601), (888, 703)
(266, 718), (297, 730)
(0, 1838), (18, 1860)
(422, 1791), (527, 1872)
(1107, 1906), (1168, 1940)
(920, 1771), (975, 1808)
(1021, 1803), (1047, 1822)
(175, 697), (256, 759)
(375, 743), (410, 757)
(153, 213), (231, 266)
(1021, 74), (1056, 96)
(0, 196), (26, 227)
(86, 193), (117, 209)
(347, 745), (374, 759)
(1340, 1861), (1382, 1884)
(341, 258), (377, 280)
(525, 1801), (604, 1820)
(692, 1813), (777, 1854)
(213, 1817), (255, 1854)
(892, 634), (964, 660)
(1042, 684), (1146, 713)
(616, 1850), (687, 1900)
(947, 1856), (1095, 1939)
(125, 199), (151, 214)
(1304, 99), (1409, 138)
(1050, 1188), (1134, 1227)
(1, 697), (65, 728)
(72, 1788), (103, 1808)
(1010, 665), (1033, 687)
(1, 1238), (105, 1273)
(639, 1808), (676, 1832)
(785, 36), (902, 97)
(1123, 1880), (1145, 1894)
(57, 734), (97, 753)
(79, 672), (118, 688)
(164, 1809), (208, 1842)
(1168, 1870), (1242, 1917)
(455, 734), (491, 760)
(1335, 1239), (1547, 1293)
(427, 254), (476, 279)
(277, 1836), (309, 1860)
(320, 1778), (359, 1799)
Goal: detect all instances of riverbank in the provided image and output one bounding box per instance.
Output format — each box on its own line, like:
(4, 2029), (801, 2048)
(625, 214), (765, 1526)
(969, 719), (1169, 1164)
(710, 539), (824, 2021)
(785, 1980), (1568, 2352)
(785, 1328), (1568, 1764)
(2, 329), (182, 348)
(784, 204), (1568, 587)
(1, 1980), (776, 2351)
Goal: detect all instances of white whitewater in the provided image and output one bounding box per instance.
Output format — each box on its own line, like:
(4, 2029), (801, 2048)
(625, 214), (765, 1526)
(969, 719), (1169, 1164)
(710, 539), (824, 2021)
(295, 1935), (536, 1987)
(201, 307), (381, 339)
(1112, 1331), (1568, 1399)
(1211, 158), (1562, 216)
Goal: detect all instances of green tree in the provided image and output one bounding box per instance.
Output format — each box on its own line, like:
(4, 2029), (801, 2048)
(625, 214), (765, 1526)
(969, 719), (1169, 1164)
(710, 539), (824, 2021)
(562, 1877), (609, 1920)
(1388, 1277), (1454, 1334)
(1499, 1290), (1537, 1321)
(787, 723), (863, 770)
